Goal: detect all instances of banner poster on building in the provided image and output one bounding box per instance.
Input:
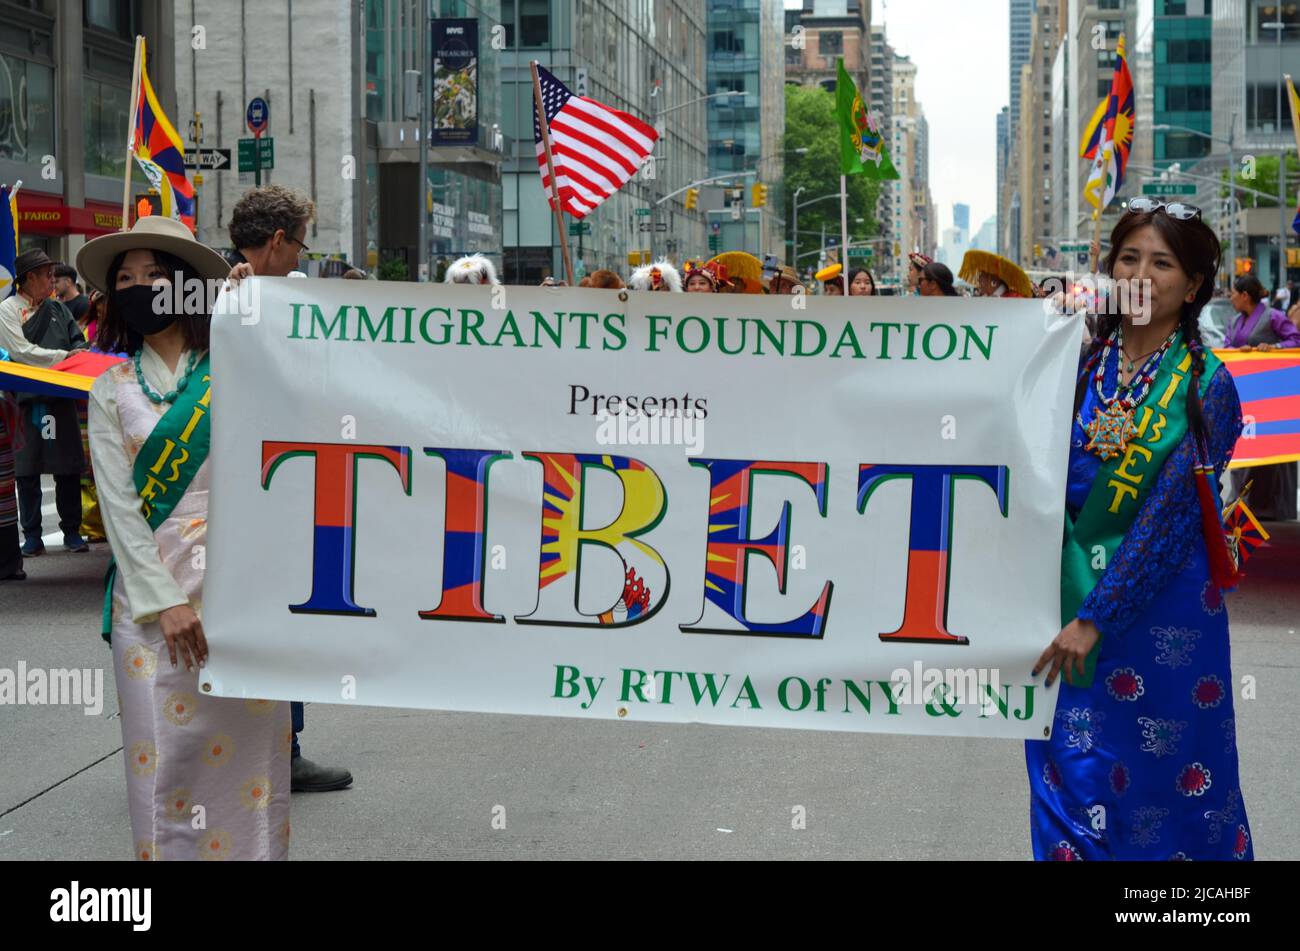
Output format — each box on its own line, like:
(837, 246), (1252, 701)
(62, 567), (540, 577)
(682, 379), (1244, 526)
(204, 280), (1080, 739)
(430, 18), (478, 146)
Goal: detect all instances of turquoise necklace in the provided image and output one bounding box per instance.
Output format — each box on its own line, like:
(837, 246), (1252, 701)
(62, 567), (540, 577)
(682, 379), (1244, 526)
(134, 350), (199, 405)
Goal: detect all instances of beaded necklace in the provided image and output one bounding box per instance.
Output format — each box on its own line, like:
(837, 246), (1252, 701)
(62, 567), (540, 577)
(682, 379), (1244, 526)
(1080, 325), (1179, 461)
(134, 349), (199, 405)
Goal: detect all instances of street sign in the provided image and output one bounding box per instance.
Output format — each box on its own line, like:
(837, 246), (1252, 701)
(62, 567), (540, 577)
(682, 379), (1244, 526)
(246, 97), (269, 136)
(1141, 182), (1197, 196)
(847, 248), (874, 259)
(183, 148), (232, 171)
(638, 222), (650, 232)
(655, 222), (668, 233)
(237, 137), (274, 172)
(568, 222), (591, 236)
(635, 208), (651, 217)
(1058, 242), (1088, 253)
(708, 235), (720, 251)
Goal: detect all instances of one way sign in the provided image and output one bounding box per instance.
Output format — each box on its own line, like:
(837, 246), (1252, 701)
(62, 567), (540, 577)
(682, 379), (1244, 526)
(183, 148), (232, 171)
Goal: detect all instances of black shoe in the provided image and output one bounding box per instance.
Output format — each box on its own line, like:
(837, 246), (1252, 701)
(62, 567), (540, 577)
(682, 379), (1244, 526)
(0, 570), (26, 581)
(291, 756), (353, 792)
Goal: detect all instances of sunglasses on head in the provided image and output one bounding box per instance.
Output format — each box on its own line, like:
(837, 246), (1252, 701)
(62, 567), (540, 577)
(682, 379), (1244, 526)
(1125, 196), (1202, 220)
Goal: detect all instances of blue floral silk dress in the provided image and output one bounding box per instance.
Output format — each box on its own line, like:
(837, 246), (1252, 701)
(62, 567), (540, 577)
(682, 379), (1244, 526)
(1024, 348), (1254, 860)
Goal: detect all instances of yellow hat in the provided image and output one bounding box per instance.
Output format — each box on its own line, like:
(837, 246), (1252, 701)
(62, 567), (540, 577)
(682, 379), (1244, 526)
(959, 250), (1033, 298)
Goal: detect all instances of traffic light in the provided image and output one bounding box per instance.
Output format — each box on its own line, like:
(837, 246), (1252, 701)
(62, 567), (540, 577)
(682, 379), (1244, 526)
(1033, 243), (1042, 258)
(751, 182), (768, 208)
(684, 187), (699, 210)
(134, 193), (162, 223)
(1235, 256), (1255, 276)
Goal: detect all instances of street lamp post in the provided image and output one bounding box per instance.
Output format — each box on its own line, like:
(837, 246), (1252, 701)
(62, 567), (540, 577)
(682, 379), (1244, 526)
(1151, 120), (1239, 278)
(792, 186), (805, 264)
(1264, 12), (1290, 288)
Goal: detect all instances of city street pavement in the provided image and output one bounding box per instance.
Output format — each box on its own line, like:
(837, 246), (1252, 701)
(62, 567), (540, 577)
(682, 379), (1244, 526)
(2, 511), (1296, 860)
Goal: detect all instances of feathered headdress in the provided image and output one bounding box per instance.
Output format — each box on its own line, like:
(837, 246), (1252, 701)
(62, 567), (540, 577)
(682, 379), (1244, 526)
(628, 259), (682, 292)
(444, 254), (501, 286)
(682, 259), (730, 290)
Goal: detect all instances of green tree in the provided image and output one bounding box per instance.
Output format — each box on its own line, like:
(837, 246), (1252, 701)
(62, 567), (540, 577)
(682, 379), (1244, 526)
(783, 83), (882, 276)
(1222, 153), (1300, 208)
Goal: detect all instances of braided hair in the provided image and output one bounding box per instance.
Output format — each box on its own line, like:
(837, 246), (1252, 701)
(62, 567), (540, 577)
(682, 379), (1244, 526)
(1073, 210), (1221, 457)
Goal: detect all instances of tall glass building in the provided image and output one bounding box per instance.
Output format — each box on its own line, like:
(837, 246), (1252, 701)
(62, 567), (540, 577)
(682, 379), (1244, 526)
(707, 0), (786, 260)
(497, 0), (708, 283)
(0, 0), (169, 263)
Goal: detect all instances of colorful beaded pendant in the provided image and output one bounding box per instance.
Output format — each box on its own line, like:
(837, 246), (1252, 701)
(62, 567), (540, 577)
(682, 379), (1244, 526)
(1080, 326), (1179, 461)
(1084, 399), (1138, 461)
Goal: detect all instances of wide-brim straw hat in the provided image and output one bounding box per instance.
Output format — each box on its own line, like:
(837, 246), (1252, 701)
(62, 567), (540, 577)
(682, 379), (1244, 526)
(76, 216), (232, 294)
(959, 249), (1033, 299)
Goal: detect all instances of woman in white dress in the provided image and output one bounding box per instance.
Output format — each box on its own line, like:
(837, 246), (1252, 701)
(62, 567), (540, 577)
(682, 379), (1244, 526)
(79, 217), (291, 861)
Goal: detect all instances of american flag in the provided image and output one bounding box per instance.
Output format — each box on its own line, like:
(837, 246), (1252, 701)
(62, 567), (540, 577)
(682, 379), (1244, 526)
(533, 64), (657, 219)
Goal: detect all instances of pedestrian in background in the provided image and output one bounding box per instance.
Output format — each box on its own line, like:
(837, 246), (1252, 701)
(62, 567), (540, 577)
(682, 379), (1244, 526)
(1, 348), (24, 579)
(847, 267), (876, 296)
(918, 262), (959, 297)
(0, 250), (88, 555)
(53, 263), (90, 324)
(227, 183), (354, 794)
(1225, 275), (1299, 520)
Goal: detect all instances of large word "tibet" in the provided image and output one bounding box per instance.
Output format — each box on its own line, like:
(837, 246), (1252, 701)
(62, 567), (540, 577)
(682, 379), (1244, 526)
(260, 443), (1010, 644)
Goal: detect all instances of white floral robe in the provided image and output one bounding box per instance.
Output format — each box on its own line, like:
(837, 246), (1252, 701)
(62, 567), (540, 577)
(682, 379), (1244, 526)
(90, 350), (290, 861)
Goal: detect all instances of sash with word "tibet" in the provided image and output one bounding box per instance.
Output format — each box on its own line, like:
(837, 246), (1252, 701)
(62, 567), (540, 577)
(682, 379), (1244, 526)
(101, 354), (212, 641)
(1059, 341), (1220, 687)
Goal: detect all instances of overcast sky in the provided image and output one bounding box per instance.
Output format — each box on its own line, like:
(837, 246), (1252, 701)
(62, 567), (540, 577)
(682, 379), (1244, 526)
(786, 0), (1009, 236)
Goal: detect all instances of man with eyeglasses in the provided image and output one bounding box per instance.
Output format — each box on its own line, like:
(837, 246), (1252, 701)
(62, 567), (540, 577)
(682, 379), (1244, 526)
(227, 184), (315, 280)
(226, 184), (355, 794)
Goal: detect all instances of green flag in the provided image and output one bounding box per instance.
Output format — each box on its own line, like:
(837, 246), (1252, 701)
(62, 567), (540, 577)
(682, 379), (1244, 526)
(836, 58), (899, 179)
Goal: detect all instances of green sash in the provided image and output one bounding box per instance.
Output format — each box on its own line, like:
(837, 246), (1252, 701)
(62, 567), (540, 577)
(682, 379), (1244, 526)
(101, 353), (213, 641)
(1061, 341), (1219, 686)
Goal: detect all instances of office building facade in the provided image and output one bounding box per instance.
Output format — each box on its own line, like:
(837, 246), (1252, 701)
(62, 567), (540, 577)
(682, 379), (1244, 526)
(0, 0), (177, 265)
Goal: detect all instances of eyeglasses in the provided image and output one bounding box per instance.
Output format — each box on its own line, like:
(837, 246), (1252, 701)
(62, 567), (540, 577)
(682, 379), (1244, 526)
(286, 234), (310, 253)
(1125, 197), (1202, 220)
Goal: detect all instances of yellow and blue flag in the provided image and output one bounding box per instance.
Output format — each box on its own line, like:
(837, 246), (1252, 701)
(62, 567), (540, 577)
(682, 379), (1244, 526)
(130, 38), (195, 230)
(1083, 35), (1135, 212)
(0, 182), (19, 299)
(1286, 75), (1300, 235)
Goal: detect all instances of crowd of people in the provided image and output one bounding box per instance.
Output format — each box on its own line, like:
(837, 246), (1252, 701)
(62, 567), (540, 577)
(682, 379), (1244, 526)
(0, 189), (1287, 861)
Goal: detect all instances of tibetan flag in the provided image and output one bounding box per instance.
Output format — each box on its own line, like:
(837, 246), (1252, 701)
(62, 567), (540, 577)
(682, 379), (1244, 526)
(836, 59), (899, 179)
(1287, 75), (1300, 235)
(1079, 95), (1109, 161)
(1222, 494), (1270, 568)
(1083, 34), (1135, 212)
(130, 38), (195, 230)
(532, 65), (657, 219)
(1214, 349), (1300, 468)
(0, 182), (18, 299)
(0, 351), (126, 401)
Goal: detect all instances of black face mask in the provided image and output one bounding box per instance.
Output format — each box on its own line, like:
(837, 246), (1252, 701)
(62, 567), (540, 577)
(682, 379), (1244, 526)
(116, 284), (178, 336)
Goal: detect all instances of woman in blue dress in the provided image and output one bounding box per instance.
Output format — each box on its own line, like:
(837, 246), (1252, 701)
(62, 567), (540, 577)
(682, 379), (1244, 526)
(1026, 198), (1254, 860)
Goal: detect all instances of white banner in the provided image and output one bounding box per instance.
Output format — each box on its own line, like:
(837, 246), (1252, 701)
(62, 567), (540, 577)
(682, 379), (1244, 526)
(204, 279), (1079, 738)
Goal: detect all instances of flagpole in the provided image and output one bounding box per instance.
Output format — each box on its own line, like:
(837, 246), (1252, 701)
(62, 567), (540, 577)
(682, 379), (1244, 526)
(120, 35), (144, 231)
(839, 174), (849, 293)
(531, 61), (575, 286)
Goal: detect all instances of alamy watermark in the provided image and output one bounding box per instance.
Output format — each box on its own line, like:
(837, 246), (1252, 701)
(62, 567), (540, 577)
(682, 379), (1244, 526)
(0, 663), (104, 716)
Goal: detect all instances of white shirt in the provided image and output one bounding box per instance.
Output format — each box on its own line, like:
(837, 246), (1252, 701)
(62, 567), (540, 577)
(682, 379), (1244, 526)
(0, 293), (71, 367)
(88, 345), (195, 622)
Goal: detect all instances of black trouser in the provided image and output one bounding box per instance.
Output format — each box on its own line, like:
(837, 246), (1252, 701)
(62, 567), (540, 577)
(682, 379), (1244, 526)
(0, 523), (21, 577)
(17, 473), (82, 541)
